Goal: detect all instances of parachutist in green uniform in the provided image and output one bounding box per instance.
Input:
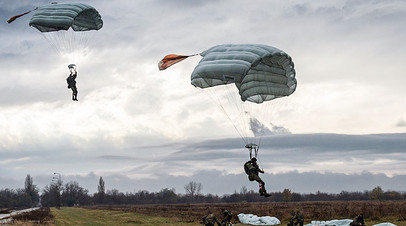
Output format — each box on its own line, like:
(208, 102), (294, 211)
(244, 158), (271, 197)
(67, 64), (78, 101)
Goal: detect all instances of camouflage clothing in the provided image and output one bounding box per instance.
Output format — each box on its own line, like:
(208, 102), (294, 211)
(201, 213), (221, 226)
(221, 209), (233, 226)
(244, 158), (271, 197)
(350, 214), (365, 226)
(288, 211), (304, 226)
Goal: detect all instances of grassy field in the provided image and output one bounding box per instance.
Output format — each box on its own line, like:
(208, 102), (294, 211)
(7, 201), (406, 225)
(51, 207), (197, 226)
(85, 201), (406, 226)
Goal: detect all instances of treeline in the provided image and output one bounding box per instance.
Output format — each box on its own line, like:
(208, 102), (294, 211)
(1, 175), (405, 209)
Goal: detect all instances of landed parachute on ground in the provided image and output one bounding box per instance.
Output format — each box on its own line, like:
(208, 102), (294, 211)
(159, 44), (297, 157)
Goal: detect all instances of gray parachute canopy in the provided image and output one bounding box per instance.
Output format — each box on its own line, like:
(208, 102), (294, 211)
(191, 44), (297, 103)
(29, 3), (103, 32)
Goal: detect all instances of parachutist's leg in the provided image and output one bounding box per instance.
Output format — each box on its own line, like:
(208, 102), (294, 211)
(259, 181), (271, 197)
(71, 88), (75, 101)
(72, 86), (78, 101)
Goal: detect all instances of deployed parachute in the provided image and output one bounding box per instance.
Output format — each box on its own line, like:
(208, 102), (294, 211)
(159, 44), (297, 157)
(29, 3), (103, 32)
(190, 44), (296, 103)
(8, 2), (103, 61)
(6, 2), (103, 62)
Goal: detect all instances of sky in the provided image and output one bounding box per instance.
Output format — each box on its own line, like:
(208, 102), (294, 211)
(0, 0), (405, 195)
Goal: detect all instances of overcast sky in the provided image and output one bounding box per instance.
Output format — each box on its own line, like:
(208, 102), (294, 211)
(0, 0), (405, 195)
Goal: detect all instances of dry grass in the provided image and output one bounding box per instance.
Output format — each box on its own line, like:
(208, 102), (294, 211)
(6, 208), (54, 225)
(87, 200), (406, 225)
(6, 201), (406, 225)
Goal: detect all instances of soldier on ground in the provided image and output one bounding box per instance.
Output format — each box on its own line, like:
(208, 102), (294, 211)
(201, 213), (221, 226)
(350, 213), (365, 226)
(221, 209), (233, 226)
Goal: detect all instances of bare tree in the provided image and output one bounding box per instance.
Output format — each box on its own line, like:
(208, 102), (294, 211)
(184, 181), (202, 202)
(240, 186), (248, 195)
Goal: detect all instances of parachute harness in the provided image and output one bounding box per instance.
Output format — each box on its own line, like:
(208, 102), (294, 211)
(246, 143), (259, 159)
(246, 143), (264, 170)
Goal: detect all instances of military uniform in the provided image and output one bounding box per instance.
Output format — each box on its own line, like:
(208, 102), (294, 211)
(288, 211), (304, 226)
(350, 214), (365, 226)
(221, 209), (233, 226)
(201, 213), (221, 226)
(67, 72), (78, 101)
(244, 158), (271, 197)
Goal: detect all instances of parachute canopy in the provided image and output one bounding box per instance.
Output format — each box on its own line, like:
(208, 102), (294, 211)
(29, 3), (103, 32)
(191, 44), (296, 104)
(159, 44), (297, 149)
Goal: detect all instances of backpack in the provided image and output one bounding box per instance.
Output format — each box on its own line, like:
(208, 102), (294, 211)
(244, 161), (255, 174)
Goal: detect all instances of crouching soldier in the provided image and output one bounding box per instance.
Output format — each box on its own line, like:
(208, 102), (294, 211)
(350, 213), (365, 226)
(288, 211), (304, 226)
(221, 209), (233, 226)
(201, 213), (221, 226)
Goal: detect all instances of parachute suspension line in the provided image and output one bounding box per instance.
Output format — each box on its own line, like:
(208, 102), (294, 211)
(38, 29), (96, 62)
(230, 84), (250, 141)
(39, 33), (57, 53)
(198, 86), (248, 145)
(224, 84), (250, 143)
(219, 100), (248, 144)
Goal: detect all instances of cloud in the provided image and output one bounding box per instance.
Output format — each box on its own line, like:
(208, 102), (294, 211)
(396, 119), (406, 127)
(2, 170), (406, 195)
(250, 118), (291, 136)
(1, 1), (406, 196)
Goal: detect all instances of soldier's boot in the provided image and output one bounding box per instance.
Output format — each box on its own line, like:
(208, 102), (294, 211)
(259, 185), (271, 197)
(264, 192), (272, 197)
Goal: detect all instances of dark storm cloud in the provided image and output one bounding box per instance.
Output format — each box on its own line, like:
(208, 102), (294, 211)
(167, 133), (406, 159)
(2, 132), (406, 195)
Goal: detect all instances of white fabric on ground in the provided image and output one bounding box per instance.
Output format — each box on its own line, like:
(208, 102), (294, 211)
(238, 213), (280, 225)
(304, 219), (353, 226)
